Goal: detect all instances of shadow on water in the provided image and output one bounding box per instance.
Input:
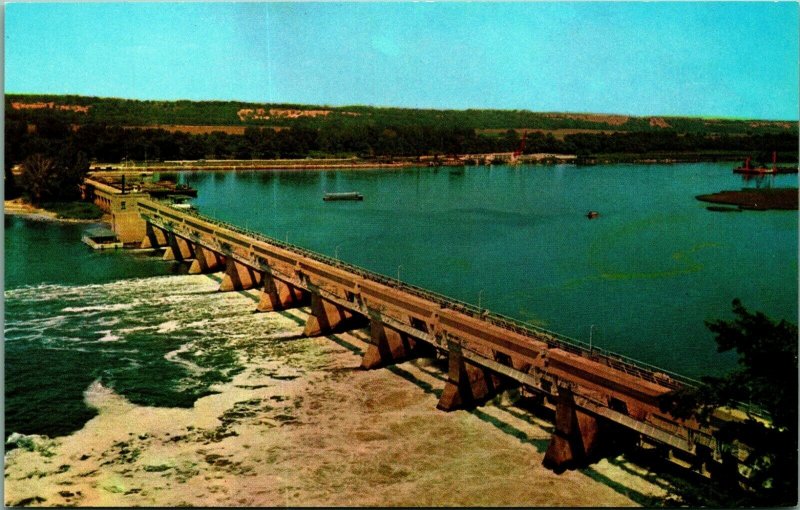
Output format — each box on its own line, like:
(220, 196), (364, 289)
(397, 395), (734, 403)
(277, 309), (309, 327)
(580, 468), (663, 506)
(204, 274), (309, 328)
(383, 358), (658, 504)
(308, 336), (671, 505)
(326, 332), (366, 356)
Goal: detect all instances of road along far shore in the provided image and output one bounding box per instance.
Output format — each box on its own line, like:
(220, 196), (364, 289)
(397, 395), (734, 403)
(4, 280), (676, 507)
(82, 152), (767, 175)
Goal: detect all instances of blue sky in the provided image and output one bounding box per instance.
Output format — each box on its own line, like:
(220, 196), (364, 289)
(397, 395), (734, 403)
(4, 2), (799, 119)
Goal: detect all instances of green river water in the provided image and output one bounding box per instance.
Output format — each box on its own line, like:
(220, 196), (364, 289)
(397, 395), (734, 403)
(5, 162), (797, 439)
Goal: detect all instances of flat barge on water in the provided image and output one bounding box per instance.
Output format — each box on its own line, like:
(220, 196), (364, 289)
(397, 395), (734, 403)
(82, 227), (123, 250)
(323, 192), (364, 201)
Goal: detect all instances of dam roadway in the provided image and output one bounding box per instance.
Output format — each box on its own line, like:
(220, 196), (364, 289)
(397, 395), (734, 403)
(84, 177), (762, 483)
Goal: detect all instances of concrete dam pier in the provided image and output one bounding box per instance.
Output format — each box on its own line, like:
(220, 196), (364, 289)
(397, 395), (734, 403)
(83, 177), (763, 484)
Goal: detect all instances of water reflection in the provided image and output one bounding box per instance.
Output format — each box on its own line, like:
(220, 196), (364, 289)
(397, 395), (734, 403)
(275, 169), (321, 186)
(740, 172), (776, 189)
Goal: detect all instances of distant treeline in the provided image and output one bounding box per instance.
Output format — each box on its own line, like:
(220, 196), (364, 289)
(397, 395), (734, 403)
(5, 116), (798, 167)
(6, 94), (797, 135)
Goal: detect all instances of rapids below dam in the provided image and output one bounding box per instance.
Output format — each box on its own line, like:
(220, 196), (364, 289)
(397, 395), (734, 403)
(4, 162), (797, 440)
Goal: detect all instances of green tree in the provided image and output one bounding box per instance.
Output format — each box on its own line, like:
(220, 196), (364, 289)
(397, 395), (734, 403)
(56, 148), (90, 201)
(19, 154), (57, 203)
(19, 149), (89, 204)
(660, 299), (798, 506)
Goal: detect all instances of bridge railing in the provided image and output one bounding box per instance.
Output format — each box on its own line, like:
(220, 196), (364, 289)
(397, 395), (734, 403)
(145, 198), (707, 390)
(146, 199), (773, 418)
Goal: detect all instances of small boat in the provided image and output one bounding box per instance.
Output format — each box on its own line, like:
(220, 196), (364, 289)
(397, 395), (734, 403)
(733, 154), (779, 175)
(734, 167), (775, 175)
(323, 192), (363, 202)
(168, 195), (196, 211)
(586, 211), (599, 219)
(82, 226), (123, 249)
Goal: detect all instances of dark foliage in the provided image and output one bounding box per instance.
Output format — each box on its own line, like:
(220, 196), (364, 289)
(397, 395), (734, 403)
(659, 300), (798, 506)
(5, 118), (799, 170)
(19, 148), (90, 204)
(5, 166), (21, 199)
(4, 95), (798, 169)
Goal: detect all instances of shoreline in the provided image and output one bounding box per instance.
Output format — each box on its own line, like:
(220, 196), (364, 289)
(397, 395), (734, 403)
(85, 153), (764, 175)
(3, 199), (109, 224)
(3, 280), (675, 507)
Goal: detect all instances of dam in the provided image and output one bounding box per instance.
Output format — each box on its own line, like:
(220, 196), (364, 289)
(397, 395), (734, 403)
(82, 176), (765, 483)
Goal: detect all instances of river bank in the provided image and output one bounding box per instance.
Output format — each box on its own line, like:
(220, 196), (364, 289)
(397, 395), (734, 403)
(576, 151), (771, 165)
(4, 198), (106, 223)
(3, 279), (674, 507)
(89, 158), (427, 174)
(85, 151), (772, 174)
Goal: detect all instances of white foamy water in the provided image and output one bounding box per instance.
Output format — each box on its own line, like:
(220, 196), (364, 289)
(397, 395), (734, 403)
(164, 342), (206, 375)
(116, 325), (157, 335)
(97, 330), (121, 342)
(62, 303), (135, 314)
(97, 316), (121, 327)
(7, 315), (69, 331)
(83, 379), (129, 411)
(6, 275), (300, 358)
(6, 272), (303, 419)
(156, 320), (182, 334)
